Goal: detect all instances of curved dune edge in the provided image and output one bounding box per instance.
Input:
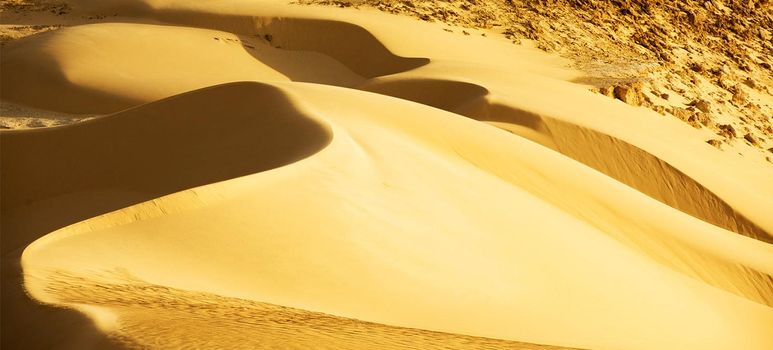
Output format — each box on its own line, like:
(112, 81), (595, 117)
(2, 1), (773, 350)
(1, 81), (331, 251)
(24, 269), (578, 350)
(3, 15), (769, 244)
(0, 22), (370, 114)
(18, 81), (773, 350)
(360, 76), (773, 244)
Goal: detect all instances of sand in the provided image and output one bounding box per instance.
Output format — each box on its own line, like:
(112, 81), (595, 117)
(297, 0), (773, 165)
(1, 1), (772, 350)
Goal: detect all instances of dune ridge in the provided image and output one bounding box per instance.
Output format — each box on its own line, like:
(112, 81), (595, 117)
(2, 82), (331, 248)
(25, 269), (580, 350)
(2, 1), (772, 350)
(15, 80), (773, 350)
(360, 76), (773, 243)
(6, 18), (770, 245)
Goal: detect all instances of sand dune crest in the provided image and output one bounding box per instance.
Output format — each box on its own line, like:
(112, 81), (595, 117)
(2, 1), (772, 350)
(2, 82), (330, 253)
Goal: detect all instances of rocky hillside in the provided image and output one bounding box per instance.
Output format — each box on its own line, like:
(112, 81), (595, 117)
(2, 0), (772, 162)
(296, 0), (773, 163)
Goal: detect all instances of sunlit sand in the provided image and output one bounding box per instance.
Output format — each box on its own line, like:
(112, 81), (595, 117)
(2, 1), (772, 349)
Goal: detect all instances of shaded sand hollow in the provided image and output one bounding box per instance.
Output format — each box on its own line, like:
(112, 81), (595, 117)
(1, 1), (772, 350)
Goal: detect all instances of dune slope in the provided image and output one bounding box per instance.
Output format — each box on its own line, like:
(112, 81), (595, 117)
(1, 1), (772, 350)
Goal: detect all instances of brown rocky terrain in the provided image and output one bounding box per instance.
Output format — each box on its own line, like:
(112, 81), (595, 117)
(1, 0), (69, 45)
(2, 0), (772, 162)
(295, 0), (773, 163)
(3, 1), (773, 349)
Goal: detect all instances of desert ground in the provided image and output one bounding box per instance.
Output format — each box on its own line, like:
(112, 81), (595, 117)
(1, 1), (772, 349)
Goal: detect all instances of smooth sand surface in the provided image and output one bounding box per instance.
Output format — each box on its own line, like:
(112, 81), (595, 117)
(2, 1), (772, 349)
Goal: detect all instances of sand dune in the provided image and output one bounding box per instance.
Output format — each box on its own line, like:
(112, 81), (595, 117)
(2, 1), (772, 350)
(2, 82), (330, 251)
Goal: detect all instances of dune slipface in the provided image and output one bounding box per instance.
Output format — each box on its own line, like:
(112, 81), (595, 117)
(1, 1), (772, 350)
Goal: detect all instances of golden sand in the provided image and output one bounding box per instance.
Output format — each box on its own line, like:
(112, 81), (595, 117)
(2, 1), (772, 349)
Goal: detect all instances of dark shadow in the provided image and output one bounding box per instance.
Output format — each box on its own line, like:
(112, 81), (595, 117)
(1, 81), (332, 349)
(231, 33), (367, 88)
(359, 78), (489, 117)
(146, 9), (429, 79)
(0, 30), (143, 114)
(358, 78), (554, 146)
(254, 18), (429, 78)
(358, 77), (771, 244)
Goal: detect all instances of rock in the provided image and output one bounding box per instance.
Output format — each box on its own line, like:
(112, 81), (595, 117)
(686, 10), (706, 27)
(695, 112), (714, 128)
(743, 133), (758, 145)
(731, 89), (748, 106)
(599, 86), (615, 98)
(717, 124), (737, 138)
(717, 75), (735, 90)
(613, 85), (641, 106)
(760, 28), (772, 41)
(690, 99), (711, 113)
(683, 113), (708, 129)
(670, 107), (692, 121)
(706, 139), (722, 149)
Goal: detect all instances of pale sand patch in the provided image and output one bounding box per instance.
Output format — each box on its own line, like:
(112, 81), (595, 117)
(1, 101), (94, 129)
